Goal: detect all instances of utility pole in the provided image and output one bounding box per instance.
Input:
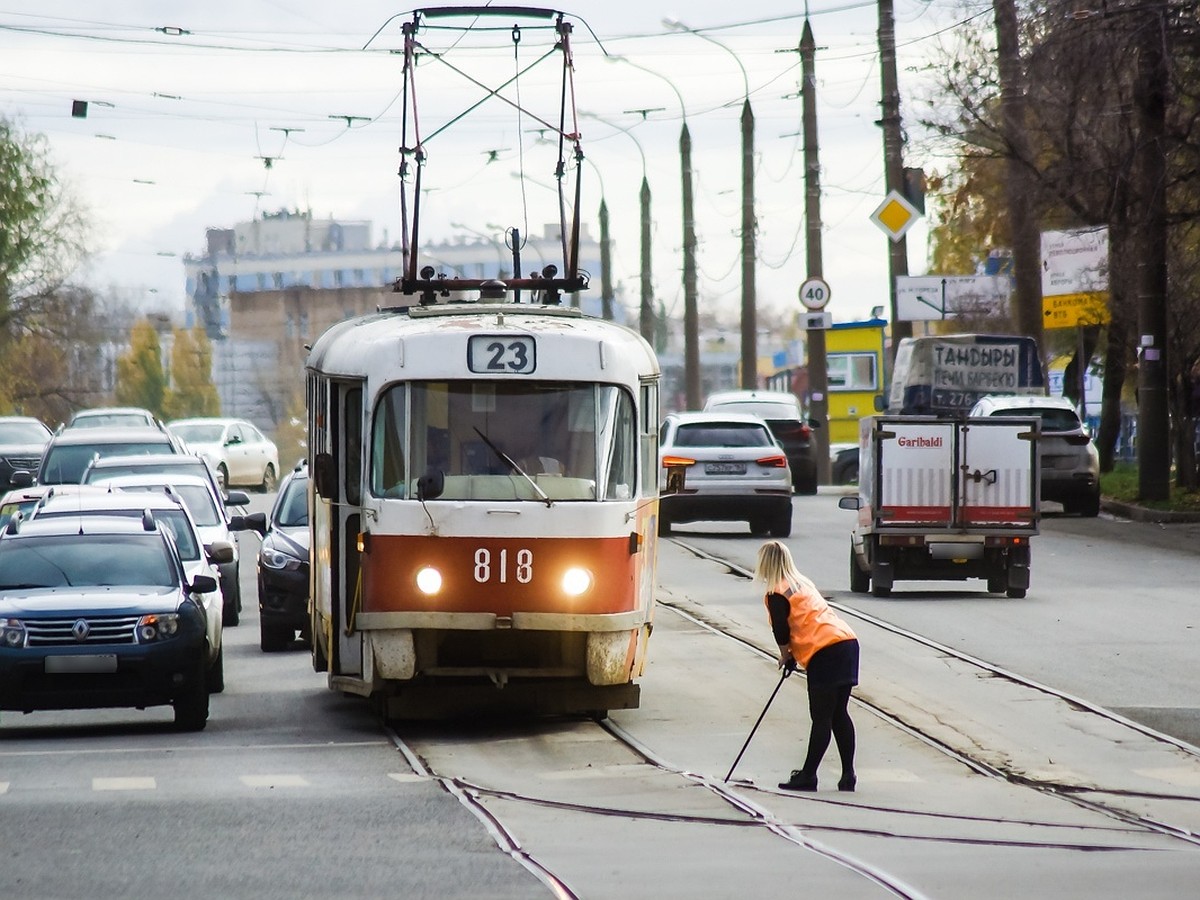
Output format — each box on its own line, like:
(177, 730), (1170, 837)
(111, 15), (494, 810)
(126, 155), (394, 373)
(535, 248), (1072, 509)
(639, 176), (654, 343)
(599, 198), (614, 320)
(681, 122), (701, 408)
(800, 20), (831, 484)
(740, 98), (757, 388)
(1134, 0), (1169, 501)
(878, 0), (911, 359)
(994, 0), (1043, 347)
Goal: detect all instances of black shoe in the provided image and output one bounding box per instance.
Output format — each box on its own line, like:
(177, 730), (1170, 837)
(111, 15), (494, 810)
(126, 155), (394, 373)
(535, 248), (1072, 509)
(838, 774), (857, 792)
(778, 770), (818, 791)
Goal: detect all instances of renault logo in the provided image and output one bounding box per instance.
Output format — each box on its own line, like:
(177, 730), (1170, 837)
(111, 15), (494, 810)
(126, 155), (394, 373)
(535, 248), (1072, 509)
(72, 619), (90, 641)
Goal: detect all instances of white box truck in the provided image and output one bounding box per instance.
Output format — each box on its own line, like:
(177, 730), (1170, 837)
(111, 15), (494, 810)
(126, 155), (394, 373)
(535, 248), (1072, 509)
(839, 414), (1040, 597)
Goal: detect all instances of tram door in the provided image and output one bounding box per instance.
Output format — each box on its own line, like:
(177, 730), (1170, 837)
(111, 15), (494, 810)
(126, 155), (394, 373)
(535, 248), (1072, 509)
(319, 379), (365, 678)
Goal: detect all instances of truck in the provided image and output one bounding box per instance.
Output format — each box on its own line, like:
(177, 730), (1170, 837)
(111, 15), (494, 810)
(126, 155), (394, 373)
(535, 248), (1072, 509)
(838, 414), (1040, 598)
(888, 333), (1046, 416)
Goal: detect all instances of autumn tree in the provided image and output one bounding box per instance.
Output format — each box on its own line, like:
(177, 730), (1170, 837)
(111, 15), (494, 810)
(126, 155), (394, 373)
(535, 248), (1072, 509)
(163, 325), (220, 420)
(115, 319), (167, 416)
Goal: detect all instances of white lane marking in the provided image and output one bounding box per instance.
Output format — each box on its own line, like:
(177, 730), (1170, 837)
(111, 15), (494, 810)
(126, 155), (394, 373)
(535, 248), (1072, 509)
(93, 777), (156, 791)
(0, 782), (9, 794)
(387, 773), (426, 783)
(0, 740), (388, 759)
(240, 774), (310, 788)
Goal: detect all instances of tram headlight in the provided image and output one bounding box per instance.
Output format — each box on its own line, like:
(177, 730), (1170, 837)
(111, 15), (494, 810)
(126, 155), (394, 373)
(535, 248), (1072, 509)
(416, 566), (443, 595)
(561, 567), (593, 597)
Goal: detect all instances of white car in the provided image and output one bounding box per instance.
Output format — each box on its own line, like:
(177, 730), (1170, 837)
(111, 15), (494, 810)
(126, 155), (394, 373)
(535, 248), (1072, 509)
(82, 470), (260, 627)
(168, 418), (280, 493)
(27, 485), (229, 693)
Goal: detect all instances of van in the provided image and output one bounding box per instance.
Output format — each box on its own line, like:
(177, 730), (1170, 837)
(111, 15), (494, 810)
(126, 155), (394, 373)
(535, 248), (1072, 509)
(889, 334), (1046, 416)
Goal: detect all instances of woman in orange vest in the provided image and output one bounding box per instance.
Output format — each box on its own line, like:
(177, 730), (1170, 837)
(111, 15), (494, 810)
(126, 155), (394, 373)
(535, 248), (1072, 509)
(755, 539), (859, 792)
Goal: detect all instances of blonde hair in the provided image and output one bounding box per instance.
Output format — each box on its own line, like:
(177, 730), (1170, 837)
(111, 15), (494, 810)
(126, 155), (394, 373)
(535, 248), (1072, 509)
(754, 540), (816, 593)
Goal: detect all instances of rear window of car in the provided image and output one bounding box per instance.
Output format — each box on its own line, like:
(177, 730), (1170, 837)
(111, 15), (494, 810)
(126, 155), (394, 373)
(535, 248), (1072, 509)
(42, 442), (176, 484)
(673, 423), (774, 448)
(709, 401), (799, 420)
(987, 407), (1082, 432)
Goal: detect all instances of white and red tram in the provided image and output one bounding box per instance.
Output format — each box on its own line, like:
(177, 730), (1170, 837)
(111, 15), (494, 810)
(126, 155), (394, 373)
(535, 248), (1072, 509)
(306, 300), (662, 717)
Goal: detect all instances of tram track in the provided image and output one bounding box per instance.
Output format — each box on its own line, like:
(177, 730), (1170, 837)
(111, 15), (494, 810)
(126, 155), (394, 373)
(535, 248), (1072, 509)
(667, 537), (1200, 849)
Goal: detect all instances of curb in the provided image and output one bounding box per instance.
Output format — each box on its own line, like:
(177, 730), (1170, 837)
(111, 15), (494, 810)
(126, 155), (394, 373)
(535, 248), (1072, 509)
(1101, 498), (1200, 524)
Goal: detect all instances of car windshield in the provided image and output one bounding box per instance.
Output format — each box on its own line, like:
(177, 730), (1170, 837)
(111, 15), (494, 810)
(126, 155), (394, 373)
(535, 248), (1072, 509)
(35, 508), (201, 561)
(42, 442), (176, 484)
(0, 534), (177, 588)
(276, 477), (308, 527)
(0, 422), (49, 442)
(673, 423), (773, 448)
(171, 424), (225, 443)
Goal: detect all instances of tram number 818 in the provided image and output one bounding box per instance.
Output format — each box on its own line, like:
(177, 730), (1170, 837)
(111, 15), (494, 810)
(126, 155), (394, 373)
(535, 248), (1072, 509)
(474, 547), (533, 584)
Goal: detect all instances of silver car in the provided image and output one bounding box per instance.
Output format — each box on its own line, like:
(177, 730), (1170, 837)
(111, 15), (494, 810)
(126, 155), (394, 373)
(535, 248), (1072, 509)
(969, 394), (1101, 517)
(658, 411), (793, 537)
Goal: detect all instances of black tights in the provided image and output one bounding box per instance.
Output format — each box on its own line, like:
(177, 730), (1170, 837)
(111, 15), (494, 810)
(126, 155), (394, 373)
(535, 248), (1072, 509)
(800, 683), (855, 778)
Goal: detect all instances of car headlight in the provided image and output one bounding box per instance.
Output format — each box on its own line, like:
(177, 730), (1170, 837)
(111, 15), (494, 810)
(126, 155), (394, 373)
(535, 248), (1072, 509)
(260, 546), (304, 571)
(561, 567), (593, 597)
(136, 613), (180, 643)
(1, 618), (27, 648)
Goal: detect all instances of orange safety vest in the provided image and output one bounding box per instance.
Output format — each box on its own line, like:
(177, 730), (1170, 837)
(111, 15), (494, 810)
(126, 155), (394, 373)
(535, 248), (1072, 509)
(767, 581), (856, 668)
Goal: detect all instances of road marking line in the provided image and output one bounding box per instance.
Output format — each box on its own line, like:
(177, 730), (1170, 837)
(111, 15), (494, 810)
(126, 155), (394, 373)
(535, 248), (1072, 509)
(0, 782), (9, 794)
(240, 774), (310, 788)
(388, 773), (425, 783)
(93, 777), (156, 791)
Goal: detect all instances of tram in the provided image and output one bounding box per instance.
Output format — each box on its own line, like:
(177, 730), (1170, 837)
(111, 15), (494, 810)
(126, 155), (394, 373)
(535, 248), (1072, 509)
(306, 299), (661, 717)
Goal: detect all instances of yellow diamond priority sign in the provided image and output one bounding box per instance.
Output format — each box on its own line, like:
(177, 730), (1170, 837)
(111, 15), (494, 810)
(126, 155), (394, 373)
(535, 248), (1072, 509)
(870, 190), (921, 243)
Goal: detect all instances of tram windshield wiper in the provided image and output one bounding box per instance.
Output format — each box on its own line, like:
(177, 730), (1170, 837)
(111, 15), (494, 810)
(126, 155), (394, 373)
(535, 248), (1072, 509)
(472, 426), (553, 507)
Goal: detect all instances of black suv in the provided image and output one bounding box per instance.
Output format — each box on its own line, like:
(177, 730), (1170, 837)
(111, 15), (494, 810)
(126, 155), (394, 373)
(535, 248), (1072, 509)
(702, 390), (820, 494)
(0, 514), (218, 730)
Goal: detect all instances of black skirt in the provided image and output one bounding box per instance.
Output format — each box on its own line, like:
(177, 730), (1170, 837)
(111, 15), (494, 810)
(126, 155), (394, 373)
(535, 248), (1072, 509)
(806, 639), (859, 688)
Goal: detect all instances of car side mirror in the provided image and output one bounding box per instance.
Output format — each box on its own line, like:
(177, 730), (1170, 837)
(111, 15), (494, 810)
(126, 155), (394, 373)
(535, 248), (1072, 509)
(230, 511), (268, 536)
(205, 540), (236, 564)
(663, 464), (688, 495)
(838, 496), (861, 511)
(225, 490), (251, 507)
(416, 468), (444, 502)
(190, 574), (218, 595)
(9, 470), (34, 488)
(873, 394), (886, 412)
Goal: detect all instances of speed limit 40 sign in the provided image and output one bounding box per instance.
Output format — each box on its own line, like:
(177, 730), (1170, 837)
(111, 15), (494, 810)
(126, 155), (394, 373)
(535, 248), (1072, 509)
(799, 277), (830, 310)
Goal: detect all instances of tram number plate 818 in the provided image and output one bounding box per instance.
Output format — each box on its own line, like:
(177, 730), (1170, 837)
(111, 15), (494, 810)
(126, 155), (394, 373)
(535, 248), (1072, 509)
(468, 335), (536, 374)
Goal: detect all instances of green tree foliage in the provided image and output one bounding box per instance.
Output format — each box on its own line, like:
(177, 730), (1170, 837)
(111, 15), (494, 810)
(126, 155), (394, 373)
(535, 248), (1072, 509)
(115, 319), (167, 416)
(0, 117), (88, 326)
(163, 325), (220, 420)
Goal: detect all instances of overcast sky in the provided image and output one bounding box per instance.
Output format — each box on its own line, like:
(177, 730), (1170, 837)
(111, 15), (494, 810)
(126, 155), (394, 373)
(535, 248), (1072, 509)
(0, 1), (971, 326)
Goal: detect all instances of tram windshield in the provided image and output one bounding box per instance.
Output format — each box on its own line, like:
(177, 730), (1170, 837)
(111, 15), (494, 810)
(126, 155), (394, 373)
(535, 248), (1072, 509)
(372, 381), (636, 502)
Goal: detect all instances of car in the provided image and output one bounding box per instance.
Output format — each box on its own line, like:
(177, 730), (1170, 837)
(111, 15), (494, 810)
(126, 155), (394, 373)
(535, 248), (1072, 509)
(10, 425), (185, 488)
(256, 462), (309, 652)
(64, 406), (162, 430)
(831, 443), (859, 486)
(82, 452), (226, 503)
(702, 390), (819, 494)
(167, 417), (280, 492)
(27, 486), (230, 693)
(0, 513), (218, 730)
(81, 464), (261, 627)
(658, 411), (793, 537)
(969, 394), (1101, 517)
(0, 416), (52, 493)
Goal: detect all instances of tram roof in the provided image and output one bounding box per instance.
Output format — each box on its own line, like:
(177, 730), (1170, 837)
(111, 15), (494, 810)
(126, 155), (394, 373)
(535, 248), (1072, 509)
(306, 302), (659, 381)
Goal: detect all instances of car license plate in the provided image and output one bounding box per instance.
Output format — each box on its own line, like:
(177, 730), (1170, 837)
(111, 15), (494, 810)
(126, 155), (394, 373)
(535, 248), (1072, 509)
(705, 462), (746, 475)
(45, 655), (118, 674)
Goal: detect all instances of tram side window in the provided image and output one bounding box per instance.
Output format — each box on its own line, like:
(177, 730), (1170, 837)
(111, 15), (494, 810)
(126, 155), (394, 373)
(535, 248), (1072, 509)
(371, 386), (407, 498)
(598, 386), (635, 501)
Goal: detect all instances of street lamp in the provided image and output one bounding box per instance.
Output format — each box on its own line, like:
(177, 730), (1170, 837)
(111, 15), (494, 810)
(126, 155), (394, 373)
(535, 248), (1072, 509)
(663, 19), (757, 389)
(608, 55), (700, 409)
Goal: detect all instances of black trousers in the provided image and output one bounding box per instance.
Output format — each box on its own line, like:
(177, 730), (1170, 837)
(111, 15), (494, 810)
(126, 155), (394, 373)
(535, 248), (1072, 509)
(799, 640), (858, 777)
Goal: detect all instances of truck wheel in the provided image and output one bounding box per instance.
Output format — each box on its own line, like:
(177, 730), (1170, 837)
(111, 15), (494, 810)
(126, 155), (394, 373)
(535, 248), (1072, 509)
(1006, 587), (1027, 599)
(871, 583), (891, 597)
(849, 546), (870, 593)
(987, 575), (1005, 594)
